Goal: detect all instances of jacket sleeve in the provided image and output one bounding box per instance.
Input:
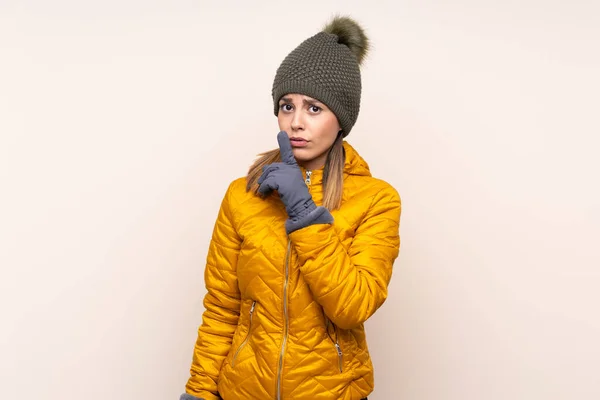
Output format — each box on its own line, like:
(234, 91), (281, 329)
(183, 181), (242, 400)
(289, 185), (401, 330)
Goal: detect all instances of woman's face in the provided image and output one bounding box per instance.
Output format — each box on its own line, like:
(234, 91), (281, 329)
(277, 93), (341, 171)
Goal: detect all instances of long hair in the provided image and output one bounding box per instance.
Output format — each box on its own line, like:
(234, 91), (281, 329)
(246, 132), (345, 211)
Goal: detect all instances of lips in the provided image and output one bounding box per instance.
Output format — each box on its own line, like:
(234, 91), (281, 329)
(290, 137), (309, 148)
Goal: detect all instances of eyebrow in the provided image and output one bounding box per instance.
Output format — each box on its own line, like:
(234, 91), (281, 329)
(279, 97), (323, 106)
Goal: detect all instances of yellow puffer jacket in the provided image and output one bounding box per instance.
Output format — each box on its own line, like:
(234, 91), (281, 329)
(184, 141), (401, 400)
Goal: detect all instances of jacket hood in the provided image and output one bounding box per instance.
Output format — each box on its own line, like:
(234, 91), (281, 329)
(341, 141), (371, 177)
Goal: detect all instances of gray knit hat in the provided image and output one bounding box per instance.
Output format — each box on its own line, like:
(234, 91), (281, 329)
(271, 16), (369, 137)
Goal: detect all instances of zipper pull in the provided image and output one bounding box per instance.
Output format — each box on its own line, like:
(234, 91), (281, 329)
(250, 301), (256, 314)
(335, 343), (342, 356)
(305, 170), (312, 186)
(335, 342), (344, 372)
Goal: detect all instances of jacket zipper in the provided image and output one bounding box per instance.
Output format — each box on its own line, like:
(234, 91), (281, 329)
(231, 300), (256, 368)
(276, 170), (311, 398)
(305, 170), (312, 186)
(276, 239), (291, 400)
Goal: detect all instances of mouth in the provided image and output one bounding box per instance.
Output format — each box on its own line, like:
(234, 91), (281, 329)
(290, 137), (309, 148)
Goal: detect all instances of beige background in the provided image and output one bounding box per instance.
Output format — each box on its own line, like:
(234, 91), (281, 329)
(1, 1), (599, 399)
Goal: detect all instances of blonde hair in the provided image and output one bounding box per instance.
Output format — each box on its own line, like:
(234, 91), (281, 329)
(246, 133), (345, 211)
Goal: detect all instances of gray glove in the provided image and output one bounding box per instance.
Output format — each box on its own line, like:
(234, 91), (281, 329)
(258, 131), (334, 234)
(179, 394), (205, 400)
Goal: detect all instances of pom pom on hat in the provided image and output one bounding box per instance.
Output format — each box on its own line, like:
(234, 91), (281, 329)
(322, 15), (370, 65)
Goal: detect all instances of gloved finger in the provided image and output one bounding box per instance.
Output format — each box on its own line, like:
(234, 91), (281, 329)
(277, 131), (297, 166)
(259, 162), (289, 184)
(261, 163), (282, 177)
(258, 164), (280, 185)
(257, 176), (278, 196)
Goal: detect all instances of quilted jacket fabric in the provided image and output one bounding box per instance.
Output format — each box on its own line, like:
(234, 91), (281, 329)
(183, 141), (401, 400)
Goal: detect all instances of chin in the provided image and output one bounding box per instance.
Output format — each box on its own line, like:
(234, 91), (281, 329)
(291, 148), (314, 161)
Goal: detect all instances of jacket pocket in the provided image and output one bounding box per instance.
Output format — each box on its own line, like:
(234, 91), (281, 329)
(325, 317), (343, 373)
(231, 300), (256, 368)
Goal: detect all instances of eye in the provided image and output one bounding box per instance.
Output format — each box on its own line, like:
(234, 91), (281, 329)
(309, 105), (322, 113)
(279, 103), (293, 112)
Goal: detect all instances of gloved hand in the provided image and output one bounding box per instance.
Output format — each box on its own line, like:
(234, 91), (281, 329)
(179, 394), (205, 400)
(258, 131), (334, 234)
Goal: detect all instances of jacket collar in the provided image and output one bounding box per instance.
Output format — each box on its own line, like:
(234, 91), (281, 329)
(299, 141), (371, 186)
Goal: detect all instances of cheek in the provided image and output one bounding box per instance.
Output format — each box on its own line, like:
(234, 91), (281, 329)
(323, 132), (338, 148)
(277, 113), (287, 129)
(317, 117), (340, 145)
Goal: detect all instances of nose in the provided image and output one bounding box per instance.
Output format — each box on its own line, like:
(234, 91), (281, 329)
(291, 109), (304, 131)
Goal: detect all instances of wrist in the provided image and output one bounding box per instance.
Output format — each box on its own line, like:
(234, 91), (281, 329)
(286, 205), (333, 234)
(288, 197), (317, 219)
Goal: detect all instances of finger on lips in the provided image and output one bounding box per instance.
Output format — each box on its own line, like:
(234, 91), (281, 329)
(277, 131), (297, 166)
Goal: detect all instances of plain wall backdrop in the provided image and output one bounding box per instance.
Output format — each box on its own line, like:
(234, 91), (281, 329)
(1, 1), (599, 399)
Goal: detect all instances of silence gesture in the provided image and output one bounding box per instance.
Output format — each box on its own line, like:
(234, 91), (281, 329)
(258, 131), (333, 234)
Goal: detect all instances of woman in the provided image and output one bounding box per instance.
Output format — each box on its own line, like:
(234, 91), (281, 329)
(181, 15), (401, 400)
